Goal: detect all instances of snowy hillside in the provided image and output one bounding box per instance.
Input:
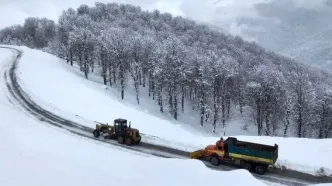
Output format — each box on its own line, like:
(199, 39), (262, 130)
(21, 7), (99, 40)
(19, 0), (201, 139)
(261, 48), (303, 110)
(3, 1), (332, 140)
(1, 0), (332, 69)
(255, 0), (332, 69)
(177, 0), (332, 69)
(12, 46), (332, 177)
(1, 47), (273, 186)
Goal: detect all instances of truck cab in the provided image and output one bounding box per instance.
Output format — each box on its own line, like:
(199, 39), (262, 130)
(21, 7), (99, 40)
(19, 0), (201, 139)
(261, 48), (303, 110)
(204, 137), (228, 163)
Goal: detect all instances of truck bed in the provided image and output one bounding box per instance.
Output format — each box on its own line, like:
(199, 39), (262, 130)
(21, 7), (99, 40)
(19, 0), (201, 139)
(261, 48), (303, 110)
(225, 137), (278, 165)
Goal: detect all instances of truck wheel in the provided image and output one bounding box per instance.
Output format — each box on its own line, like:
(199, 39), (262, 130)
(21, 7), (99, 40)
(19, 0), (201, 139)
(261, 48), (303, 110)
(125, 137), (133, 146)
(254, 165), (266, 175)
(93, 130), (100, 138)
(210, 156), (220, 166)
(117, 136), (124, 144)
(242, 162), (252, 171)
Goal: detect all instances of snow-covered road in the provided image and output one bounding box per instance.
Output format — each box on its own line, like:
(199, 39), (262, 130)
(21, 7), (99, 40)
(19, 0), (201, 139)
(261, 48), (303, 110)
(13, 46), (332, 178)
(1, 45), (331, 186)
(1, 46), (278, 186)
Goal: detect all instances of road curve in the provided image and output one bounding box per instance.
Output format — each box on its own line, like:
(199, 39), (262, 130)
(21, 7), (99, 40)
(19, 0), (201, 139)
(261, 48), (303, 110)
(1, 46), (331, 186)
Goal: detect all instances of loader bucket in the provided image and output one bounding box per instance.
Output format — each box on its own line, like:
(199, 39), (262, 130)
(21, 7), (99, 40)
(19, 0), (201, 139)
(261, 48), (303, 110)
(189, 149), (206, 159)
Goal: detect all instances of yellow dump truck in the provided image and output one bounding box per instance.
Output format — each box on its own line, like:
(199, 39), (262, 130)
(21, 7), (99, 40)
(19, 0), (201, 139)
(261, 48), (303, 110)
(189, 137), (278, 174)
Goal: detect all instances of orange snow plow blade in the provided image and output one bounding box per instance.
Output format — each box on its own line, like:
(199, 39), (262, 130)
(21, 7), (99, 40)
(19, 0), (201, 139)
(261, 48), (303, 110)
(189, 149), (206, 159)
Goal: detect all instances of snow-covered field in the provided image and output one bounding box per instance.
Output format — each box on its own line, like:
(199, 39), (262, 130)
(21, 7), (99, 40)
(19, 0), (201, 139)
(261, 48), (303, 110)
(0, 47), (277, 186)
(7, 46), (332, 177)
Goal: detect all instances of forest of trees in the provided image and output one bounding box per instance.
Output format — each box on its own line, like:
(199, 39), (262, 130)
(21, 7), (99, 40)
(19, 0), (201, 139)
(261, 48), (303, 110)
(1, 2), (332, 138)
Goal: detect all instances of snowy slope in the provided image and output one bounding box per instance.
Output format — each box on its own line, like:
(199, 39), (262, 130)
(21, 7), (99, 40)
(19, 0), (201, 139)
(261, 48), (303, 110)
(12, 46), (332, 177)
(0, 48), (273, 186)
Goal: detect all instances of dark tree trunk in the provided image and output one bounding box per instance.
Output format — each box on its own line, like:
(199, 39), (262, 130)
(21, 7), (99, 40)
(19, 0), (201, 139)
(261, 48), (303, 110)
(284, 109), (290, 137)
(193, 88), (197, 111)
(265, 113), (271, 136)
(135, 65), (139, 104)
(158, 85), (161, 106)
(189, 87), (192, 100)
(113, 66), (116, 84)
(200, 89), (205, 126)
(84, 65), (88, 79)
(159, 85), (163, 113)
(181, 84), (185, 113)
(91, 61), (94, 73)
(103, 74), (107, 85)
(238, 81), (244, 114)
(79, 50), (83, 71)
(142, 68), (146, 87)
(119, 61), (124, 100)
(152, 79), (155, 100)
(169, 87), (173, 115)
(108, 59), (112, 86)
(297, 100), (303, 138)
(149, 70), (152, 97)
(319, 103), (326, 139)
(174, 90), (178, 120)
(101, 51), (107, 85)
(184, 86), (187, 99)
(139, 69), (142, 85)
(221, 95), (226, 135)
(70, 48), (73, 66)
(226, 95), (231, 119)
(256, 97), (262, 136)
(83, 46), (89, 79)
(213, 80), (218, 133)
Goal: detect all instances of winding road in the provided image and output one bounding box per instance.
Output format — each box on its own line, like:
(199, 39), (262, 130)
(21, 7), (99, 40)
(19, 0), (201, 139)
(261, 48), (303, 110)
(1, 46), (331, 186)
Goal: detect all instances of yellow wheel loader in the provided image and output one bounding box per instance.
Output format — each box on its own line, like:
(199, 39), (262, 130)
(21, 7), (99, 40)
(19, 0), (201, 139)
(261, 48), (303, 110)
(93, 118), (141, 146)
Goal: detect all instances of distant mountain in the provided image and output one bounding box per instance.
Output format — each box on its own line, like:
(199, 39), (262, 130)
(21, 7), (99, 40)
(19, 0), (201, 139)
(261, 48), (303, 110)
(210, 0), (332, 70)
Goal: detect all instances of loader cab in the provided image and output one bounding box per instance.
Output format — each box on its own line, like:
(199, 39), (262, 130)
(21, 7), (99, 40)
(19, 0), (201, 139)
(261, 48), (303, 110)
(114, 118), (128, 134)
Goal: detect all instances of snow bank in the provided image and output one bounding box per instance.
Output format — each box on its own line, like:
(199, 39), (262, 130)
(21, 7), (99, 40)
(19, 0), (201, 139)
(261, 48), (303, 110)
(14, 46), (332, 176)
(0, 105), (267, 186)
(0, 47), (269, 186)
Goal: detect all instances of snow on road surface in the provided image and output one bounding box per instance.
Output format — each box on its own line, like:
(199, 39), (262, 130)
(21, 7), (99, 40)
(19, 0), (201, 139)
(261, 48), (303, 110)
(11, 46), (332, 176)
(0, 47), (273, 186)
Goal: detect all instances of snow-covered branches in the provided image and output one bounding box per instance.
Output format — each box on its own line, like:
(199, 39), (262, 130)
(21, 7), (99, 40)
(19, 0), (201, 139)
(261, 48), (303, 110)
(2, 2), (331, 138)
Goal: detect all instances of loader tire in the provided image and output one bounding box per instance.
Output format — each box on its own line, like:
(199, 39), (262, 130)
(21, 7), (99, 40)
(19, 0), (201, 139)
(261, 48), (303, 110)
(125, 138), (133, 146)
(117, 136), (124, 144)
(93, 130), (100, 138)
(210, 156), (220, 166)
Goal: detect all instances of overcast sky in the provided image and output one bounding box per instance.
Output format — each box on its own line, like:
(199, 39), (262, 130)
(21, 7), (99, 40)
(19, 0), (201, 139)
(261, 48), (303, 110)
(0, 0), (330, 43)
(0, 0), (180, 29)
(0, 0), (273, 29)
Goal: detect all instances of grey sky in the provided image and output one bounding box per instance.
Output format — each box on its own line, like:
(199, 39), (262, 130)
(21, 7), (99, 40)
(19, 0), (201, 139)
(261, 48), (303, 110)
(1, 0), (331, 68)
(1, 0), (329, 36)
(0, 0), (184, 29)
